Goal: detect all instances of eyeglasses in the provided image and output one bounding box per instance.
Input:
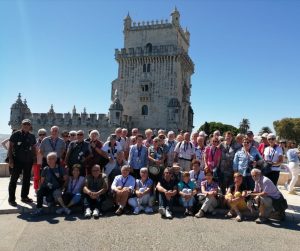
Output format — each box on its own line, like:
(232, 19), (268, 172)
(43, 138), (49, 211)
(243, 141), (250, 144)
(23, 123), (31, 126)
(39, 134), (46, 136)
(70, 134), (76, 136)
(268, 138), (275, 141)
(77, 134), (84, 136)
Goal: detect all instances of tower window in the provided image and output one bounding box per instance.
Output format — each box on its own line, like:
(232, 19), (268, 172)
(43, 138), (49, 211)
(116, 112), (120, 119)
(146, 43), (152, 53)
(143, 64), (146, 72)
(147, 63), (150, 72)
(142, 105), (148, 115)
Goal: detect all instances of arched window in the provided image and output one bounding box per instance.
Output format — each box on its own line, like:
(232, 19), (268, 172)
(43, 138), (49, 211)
(142, 105), (148, 115)
(146, 43), (152, 53)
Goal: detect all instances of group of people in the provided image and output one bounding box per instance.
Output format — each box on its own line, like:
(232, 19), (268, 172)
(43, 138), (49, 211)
(6, 119), (298, 223)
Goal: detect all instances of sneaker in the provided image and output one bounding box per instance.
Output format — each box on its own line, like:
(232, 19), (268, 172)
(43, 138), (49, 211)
(225, 211), (233, 218)
(255, 217), (268, 224)
(64, 208), (71, 215)
(21, 197), (33, 203)
(235, 214), (242, 222)
(284, 182), (288, 190)
(133, 207), (140, 215)
(115, 207), (123, 216)
(184, 208), (189, 216)
(92, 209), (99, 218)
(195, 209), (205, 218)
(165, 209), (172, 219)
(288, 190), (297, 195)
(84, 208), (92, 218)
(8, 200), (17, 207)
(158, 207), (166, 216)
(188, 209), (194, 216)
(56, 208), (65, 214)
(144, 207), (154, 214)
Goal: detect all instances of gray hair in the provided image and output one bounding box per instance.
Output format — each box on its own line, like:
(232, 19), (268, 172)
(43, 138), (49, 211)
(47, 152), (57, 160)
(89, 129), (100, 138)
(251, 168), (262, 176)
(50, 126), (59, 132)
(121, 165), (131, 171)
(167, 131), (175, 136)
(140, 167), (148, 173)
(38, 128), (47, 135)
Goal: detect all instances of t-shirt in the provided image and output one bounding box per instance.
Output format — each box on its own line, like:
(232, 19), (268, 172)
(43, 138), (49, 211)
(136, 178), (153, 190)
(41, 166), (65, 190)
(85, 174), (108, 192)
(286, 148), (300, 164)
(101, 141), (122, 160)
(10, 130), (36, 163)
(174, 141), (195, 160)
(189, 170), (205, 189)
(178, 180), (196, 191)
(40, 136), (65, 158)
(159, 178), (177, 191)
(201, 180), (218, 192)
(228, 182), (247, 194)
(264, 145), (283, 171)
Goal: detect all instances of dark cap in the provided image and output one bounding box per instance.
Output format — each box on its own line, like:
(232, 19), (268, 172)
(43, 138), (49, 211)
(22, 119), (31, 124)
(246, 130), (253, 135)
(109, 134), (117, 141)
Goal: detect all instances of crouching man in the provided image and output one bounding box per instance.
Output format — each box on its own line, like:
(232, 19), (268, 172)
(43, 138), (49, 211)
(35, 152), (68, 214)
(249, 168), (287, 224)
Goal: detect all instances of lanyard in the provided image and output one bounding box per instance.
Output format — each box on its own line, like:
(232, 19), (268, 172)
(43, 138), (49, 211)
(137, 146), (142, 157)
(140, 178), (149, 188)
(268, 146), (277, 161)
(121, 176), (129, 188)
(194, 171), (200, 181)
(70, 178), (79, 193)
(49, 138), (58, 151)
(183, 181), (191, 189)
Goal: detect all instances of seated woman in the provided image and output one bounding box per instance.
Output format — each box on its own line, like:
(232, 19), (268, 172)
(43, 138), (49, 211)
(128, 167), (154, 214)
(83, 164), (108, 218)
(178, 172), (197, 216)
(189, 159), (205, 193)
(195, 169), (219, 218)
(35, 152), (68, 215)
(111, 165), (136, 215)
(224, 172), (248, 222)
(56, 164), (85, 214)
(156, 168), (177, 219)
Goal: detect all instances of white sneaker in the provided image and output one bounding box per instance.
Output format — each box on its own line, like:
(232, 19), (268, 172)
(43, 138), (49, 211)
(145, 207), (153, 214)
(165, 208), (172, 219)
(92, 208), (99, 218)
(158, 207), (166, 216)
(133, 207), (140, 215)
(64, 208), (71, 215)
(56, 208), (65, 214)
(85, 208), (92, 218)
(284, 182), (288, 190)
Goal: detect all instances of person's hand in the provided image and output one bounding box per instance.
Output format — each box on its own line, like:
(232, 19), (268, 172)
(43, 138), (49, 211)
(91, 142), (96, 149)
(9, 159), (14, 168)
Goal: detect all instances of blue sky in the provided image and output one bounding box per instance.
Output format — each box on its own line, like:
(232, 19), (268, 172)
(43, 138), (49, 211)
(0, 0), (299, 135)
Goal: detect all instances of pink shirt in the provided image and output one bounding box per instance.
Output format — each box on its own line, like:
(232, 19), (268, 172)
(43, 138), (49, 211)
(204, 146), (222, 171)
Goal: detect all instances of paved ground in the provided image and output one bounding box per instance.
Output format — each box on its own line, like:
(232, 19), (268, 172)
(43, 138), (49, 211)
(0, 178), (300, 251)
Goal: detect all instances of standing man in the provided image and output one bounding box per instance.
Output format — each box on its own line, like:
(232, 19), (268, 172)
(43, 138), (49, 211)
(174, 132), (195, 171)
(128, 134), (148, 178)
(39, 126), (65, 167)
(8, 119), (37, 206)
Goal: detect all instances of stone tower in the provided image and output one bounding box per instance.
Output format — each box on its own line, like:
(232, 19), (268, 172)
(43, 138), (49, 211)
(112, 8), (194, 133)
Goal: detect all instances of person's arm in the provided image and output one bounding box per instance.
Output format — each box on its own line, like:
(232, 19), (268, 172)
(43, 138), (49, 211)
(128, 146), (134, 166)
(8, 141), (14, 168)
(170, 185), (177, 196)
(96, 177), (108, 196)
(1, 138), (9, 150)
(156, 182), (167, 193)
(233, 152), (238, 172)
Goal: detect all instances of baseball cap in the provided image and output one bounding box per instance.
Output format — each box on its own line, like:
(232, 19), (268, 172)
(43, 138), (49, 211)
(246, 130), (254, 135)
(22, 119), (31, 124)
(261, 133), (268, 138)
(199, 131), (207, 137)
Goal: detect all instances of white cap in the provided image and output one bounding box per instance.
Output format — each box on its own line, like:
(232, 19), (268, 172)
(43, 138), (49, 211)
(199, 131), (207, 137)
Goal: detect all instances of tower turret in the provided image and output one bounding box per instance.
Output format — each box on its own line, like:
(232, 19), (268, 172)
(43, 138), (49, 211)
(124, 12), (132, 33)
(109, 89), (123, 126)
(171, 7), (180, 27)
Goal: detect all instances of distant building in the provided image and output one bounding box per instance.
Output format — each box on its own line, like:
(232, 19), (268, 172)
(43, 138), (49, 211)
(9, 9), (194, 139)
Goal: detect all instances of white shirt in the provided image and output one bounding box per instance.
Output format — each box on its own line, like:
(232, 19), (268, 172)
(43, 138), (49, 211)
(264, 145), (283, 171)
(174, 141), (195, 160)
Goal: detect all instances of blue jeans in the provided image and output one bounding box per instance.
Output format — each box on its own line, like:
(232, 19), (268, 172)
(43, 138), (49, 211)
(159, 193), (174, 210)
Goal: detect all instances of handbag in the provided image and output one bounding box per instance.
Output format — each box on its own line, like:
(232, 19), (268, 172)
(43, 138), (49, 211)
(261, 161), (273, 175)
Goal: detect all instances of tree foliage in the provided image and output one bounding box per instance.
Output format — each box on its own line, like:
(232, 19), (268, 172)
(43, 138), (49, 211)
(273, 118), (300, 143)
(239, 118), (250, 134)
(259, 126), (272, 135)
(198, 121), (239, 136)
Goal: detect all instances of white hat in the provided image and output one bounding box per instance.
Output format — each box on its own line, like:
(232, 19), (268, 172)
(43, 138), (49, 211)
(261, 133), (268, 138)
(267, 133), (276, 139)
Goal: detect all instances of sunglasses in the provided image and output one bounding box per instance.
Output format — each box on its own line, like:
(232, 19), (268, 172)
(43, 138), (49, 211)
(243, 141), (250, 144)
(77, 134), (84, 136)
(70, 134), (76, 136)
(92, 169), (100, 172)
(268, 138), (275, 141)
(23, 123), (31, 126)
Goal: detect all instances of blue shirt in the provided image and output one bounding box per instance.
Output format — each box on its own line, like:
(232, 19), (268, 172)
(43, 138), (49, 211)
(128, 144), (148, 169)
(111, 174), (136, 191)
(233, 147), (262, 176)
(286, 148), (299, 163)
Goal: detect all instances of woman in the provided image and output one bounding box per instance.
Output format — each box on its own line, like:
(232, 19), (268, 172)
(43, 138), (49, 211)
(285, 141), (299, 194)
(224, 172), (248, 222)
(263, 133), (283, 186)
(143, 128), (153, 148)
(189, 159), (205, 193)
(233, 137), (262, 190)
(128, 167), (154, 214)
(195, 136), (206, 170)
(195, 169), (219, 218)
(56, 164), (85, 214)
(83, 164), (108, 218)
(86, 130), (108, 175)
(204, 137), (222, 179)
(148, 137), (165, 183)
(178, 172), (197, 216)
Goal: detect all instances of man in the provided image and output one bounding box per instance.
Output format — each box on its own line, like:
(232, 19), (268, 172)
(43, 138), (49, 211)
(165, 131), (177, 167)
(83, 164), (108, 218)
(174, 132), (195, 171)
(39, 126), (65, 167)
(128, 134), (148, 178)
(35, 152), (68, 214)
(156, 168), (177, 219)
(65, 130), (92, 176)
(219, 131), (239, 194)
(258, 133), (269, 157)
(249, 168), (287, 224)
(131, 128), (139, 137)
(111, 165), (136, 215)
(115, 127), (126, 151)
(246, 131), (259, 149)
(191, 131), (199, 148)
(8, 119), (37, 206)
(143, 128), (153, 148)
